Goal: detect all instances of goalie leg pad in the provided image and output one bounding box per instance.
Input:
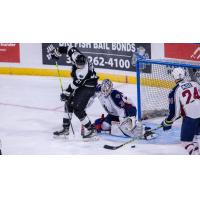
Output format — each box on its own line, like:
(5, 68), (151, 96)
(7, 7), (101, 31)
(133, 123), (158, 140)
(103, 114), (119, 132)
(120, 117), (136, 132)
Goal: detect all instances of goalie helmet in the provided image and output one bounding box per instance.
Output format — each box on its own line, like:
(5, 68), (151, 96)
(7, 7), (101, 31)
(101, 79), (113, 96)
(172, 67), (186, 80)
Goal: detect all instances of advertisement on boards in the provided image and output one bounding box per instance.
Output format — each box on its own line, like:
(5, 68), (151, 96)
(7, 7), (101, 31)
(0, 43), (20, 63)
(42, 43), (152, 73)
(165, 43), (200, 61)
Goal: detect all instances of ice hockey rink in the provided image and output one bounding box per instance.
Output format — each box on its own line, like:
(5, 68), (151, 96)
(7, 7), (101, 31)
(0, 74), (187, 155)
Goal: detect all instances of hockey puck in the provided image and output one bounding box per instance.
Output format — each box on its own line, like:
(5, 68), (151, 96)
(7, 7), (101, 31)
(131, 145), (136, 148)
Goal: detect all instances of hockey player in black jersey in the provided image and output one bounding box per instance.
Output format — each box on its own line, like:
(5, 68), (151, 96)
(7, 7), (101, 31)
(49, 45), (99, 139)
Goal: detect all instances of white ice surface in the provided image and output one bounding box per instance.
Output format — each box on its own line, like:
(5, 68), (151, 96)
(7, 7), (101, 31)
(0, 75), (187, 155)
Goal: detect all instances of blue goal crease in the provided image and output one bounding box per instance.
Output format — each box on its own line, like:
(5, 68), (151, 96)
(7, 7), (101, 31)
(98, 122), (180, 145)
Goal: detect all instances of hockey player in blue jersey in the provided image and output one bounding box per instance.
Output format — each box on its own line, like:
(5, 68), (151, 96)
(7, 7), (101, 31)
(161, 67), (200, 155)
(94, 79), (156, 140)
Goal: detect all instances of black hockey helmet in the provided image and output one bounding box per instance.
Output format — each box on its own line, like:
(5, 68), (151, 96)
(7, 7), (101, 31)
(75, 54), (87, 66)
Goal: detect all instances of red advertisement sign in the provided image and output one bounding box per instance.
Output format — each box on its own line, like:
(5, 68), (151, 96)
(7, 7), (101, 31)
(0, 43), (20, 63)
(165, 43), (200, 61)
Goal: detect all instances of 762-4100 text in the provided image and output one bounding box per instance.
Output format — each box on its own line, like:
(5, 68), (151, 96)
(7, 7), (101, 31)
(87, 56), (131, 69)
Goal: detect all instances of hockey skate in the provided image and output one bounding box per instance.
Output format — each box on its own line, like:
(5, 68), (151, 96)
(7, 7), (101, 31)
(53, 127), (70, 138)
(142, 127), (158, 140)
(82, 124), (99, 142)
(53, 118), (71, 138)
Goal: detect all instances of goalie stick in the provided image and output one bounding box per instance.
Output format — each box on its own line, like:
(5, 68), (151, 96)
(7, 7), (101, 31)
(104, 137), (138, 150)
(103, 125), (162, 150)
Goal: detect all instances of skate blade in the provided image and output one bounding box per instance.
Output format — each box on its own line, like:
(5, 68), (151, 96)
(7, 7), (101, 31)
(53, 134), (69, 139)
(83, 136), (100, 142)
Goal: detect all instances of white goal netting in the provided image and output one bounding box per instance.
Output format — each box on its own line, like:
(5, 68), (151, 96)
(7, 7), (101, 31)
(137, 59), (200, 120)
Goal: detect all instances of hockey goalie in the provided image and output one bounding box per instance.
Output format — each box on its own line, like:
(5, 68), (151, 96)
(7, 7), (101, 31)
(92, 79), (157, 140)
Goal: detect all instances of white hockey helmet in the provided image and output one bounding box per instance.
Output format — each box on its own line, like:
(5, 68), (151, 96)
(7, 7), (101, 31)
(171, 67), (186, 80)
(101, 79), (113, 96)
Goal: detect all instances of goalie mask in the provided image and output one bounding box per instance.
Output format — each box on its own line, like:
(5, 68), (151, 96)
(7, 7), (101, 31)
(101, 79), (113, 96)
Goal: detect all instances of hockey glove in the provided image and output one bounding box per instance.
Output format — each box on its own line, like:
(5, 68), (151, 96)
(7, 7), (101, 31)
(60, 91), (71, 102)
(161, 119), (173, 131)
(60, 84), (74, 102)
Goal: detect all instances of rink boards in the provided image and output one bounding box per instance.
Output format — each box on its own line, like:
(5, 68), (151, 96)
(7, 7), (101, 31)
(0, 66), (137, 84)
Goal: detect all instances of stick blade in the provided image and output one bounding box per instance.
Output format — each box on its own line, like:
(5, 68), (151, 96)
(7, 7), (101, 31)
(103, 144), (120, 150)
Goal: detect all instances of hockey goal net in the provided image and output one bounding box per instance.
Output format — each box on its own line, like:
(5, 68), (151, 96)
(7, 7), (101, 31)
(136, 59), (200, 120)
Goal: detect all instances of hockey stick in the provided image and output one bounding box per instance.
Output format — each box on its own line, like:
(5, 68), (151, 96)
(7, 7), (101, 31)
(55, 62), (64, 92)
(104, 137), (137, 150)
(55, 62), (75, 135)
(103, 125), (163, 150)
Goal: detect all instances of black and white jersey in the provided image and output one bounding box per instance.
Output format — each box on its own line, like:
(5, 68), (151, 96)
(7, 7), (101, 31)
(58, 46), (99, 90)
